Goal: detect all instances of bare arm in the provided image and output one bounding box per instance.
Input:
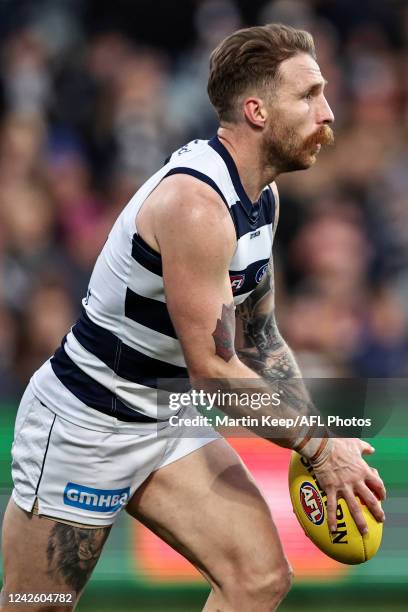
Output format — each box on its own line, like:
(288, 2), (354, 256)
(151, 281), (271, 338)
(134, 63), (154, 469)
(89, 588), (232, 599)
(235, 262), (303, 377)
(235, 262), (318, 433)
(152, 175), (315, 441)
(235, 181), (303, 381)
(152, 174), (385, 533)
(235, 245), (386, 534)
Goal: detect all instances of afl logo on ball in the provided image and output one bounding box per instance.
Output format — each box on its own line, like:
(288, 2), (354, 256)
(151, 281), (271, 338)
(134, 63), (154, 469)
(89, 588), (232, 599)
(255, 263), (268, 284)
(300, 481), (325, 525)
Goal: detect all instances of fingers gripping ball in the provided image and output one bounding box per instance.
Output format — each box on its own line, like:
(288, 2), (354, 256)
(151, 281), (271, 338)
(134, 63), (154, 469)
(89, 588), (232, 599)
(288, 452), (383, 564)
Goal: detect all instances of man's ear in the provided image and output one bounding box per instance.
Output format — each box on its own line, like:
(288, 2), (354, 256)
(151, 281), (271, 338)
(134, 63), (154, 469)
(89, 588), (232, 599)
(243, 97), (268, 128)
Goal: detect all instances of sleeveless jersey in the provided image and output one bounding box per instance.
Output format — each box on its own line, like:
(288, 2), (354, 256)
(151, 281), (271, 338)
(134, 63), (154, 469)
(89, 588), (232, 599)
(31, 136), (277, 431)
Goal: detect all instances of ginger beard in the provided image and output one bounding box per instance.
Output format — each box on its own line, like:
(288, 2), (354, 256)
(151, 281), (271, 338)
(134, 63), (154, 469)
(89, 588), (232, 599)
(263, 120), (334, 173)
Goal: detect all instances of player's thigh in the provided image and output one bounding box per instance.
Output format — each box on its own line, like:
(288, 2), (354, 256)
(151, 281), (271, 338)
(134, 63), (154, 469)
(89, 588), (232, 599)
(126, 438), (289, 586)
(1, 498), (111, 610)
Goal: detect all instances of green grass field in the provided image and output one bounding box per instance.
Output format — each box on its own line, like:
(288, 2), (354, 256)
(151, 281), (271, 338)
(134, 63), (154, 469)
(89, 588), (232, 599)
(75, 598), (408, 611)
(76, 603), (408, 611)
(74, 584), (408, 612)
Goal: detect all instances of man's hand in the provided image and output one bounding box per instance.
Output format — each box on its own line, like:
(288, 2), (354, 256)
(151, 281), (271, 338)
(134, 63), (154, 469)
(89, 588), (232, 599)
(311, 438), (386, 535)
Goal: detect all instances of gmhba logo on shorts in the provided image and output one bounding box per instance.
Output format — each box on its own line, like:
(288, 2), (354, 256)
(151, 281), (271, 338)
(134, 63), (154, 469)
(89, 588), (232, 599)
(299, 481), (325, 525)
(63, 482), (130, 512)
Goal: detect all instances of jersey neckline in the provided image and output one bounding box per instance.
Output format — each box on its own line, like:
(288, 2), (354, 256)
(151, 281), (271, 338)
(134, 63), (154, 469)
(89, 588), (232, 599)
(208, 135), (260, 223)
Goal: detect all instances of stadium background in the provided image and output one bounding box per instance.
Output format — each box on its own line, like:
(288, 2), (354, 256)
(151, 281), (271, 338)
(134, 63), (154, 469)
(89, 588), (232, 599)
(0, 0), (407, 610)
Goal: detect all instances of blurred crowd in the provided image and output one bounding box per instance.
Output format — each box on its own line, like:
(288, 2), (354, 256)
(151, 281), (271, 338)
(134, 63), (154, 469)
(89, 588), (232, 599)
(1, 0), (408, 399)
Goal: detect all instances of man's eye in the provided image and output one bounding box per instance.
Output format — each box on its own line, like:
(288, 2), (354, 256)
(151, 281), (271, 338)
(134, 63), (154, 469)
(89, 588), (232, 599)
(304, 92), (313, 101)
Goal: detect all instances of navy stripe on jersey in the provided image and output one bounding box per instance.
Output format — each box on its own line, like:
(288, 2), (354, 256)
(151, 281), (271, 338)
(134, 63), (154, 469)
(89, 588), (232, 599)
(72, 308), (188, 385)
(51, 341), (158, 423)
(230, 258), (270, 296)
(132, 234), (162, 276)
(230, 189), (275, 239)
(125, 288), (177, 338)
(209, 136), (260, 222)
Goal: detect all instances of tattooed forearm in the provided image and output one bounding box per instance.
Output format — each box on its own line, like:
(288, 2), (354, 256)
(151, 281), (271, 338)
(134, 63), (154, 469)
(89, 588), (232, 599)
(236, 263), (302, 380)
(261, 348), (303, 380)
(244, 312), (284, 355)
(238, 343), (303, 381)
(47, 523), (111, 594)
(199, 270), (319, 445)
(212, 302), (236, 362)
(236, 264), (282, 356)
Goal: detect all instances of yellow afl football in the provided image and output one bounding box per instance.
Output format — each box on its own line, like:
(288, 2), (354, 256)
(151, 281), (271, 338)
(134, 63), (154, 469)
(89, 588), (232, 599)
(288, 451), (383, 564)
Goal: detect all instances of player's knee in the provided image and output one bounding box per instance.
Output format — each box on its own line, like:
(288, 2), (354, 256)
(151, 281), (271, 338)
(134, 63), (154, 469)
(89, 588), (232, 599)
(218, 556), (293, 608)
(241, 559), (293, 604)
(275, 560), (293, 600)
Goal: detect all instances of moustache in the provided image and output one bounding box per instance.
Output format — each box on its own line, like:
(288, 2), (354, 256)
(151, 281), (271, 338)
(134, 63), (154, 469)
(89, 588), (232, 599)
(305, 125), (335, 148)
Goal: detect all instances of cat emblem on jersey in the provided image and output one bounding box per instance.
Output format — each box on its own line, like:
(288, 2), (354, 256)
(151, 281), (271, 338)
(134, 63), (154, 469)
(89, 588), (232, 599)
(255, 263), (269, 284)
(177, 144), (191, 155)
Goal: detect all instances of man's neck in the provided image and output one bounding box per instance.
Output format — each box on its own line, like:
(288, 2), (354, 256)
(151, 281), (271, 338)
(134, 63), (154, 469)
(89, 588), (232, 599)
(217, 125), (278, 203)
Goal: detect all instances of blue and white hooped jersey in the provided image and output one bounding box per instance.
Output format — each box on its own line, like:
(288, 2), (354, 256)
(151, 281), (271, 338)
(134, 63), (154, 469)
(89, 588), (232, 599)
(31, 136), (277, 431)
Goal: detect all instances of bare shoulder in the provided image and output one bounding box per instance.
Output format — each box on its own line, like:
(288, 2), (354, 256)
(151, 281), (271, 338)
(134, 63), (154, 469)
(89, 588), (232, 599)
(152, 173), (236, 257)
(156, 173), (233, 223)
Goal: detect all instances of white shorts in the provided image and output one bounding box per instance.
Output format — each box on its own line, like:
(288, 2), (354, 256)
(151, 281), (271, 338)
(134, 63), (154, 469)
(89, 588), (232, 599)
(11, 384), (220, 527)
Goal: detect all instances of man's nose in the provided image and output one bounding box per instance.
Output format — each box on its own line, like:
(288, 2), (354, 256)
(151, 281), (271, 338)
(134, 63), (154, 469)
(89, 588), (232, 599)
(319, 95), (334, 124)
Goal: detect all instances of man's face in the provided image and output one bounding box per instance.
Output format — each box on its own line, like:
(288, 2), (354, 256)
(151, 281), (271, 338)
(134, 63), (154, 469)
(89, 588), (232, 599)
(262, 52), (334, 172)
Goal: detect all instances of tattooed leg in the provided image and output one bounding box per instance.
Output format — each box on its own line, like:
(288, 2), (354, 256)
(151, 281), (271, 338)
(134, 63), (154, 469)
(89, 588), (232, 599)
(46, 523), (111, 595)
(1, 498), (111, 611)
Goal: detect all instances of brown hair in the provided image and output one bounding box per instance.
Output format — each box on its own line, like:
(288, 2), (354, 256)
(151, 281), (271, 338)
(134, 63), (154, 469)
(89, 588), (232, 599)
(207, 23), (316, 122)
